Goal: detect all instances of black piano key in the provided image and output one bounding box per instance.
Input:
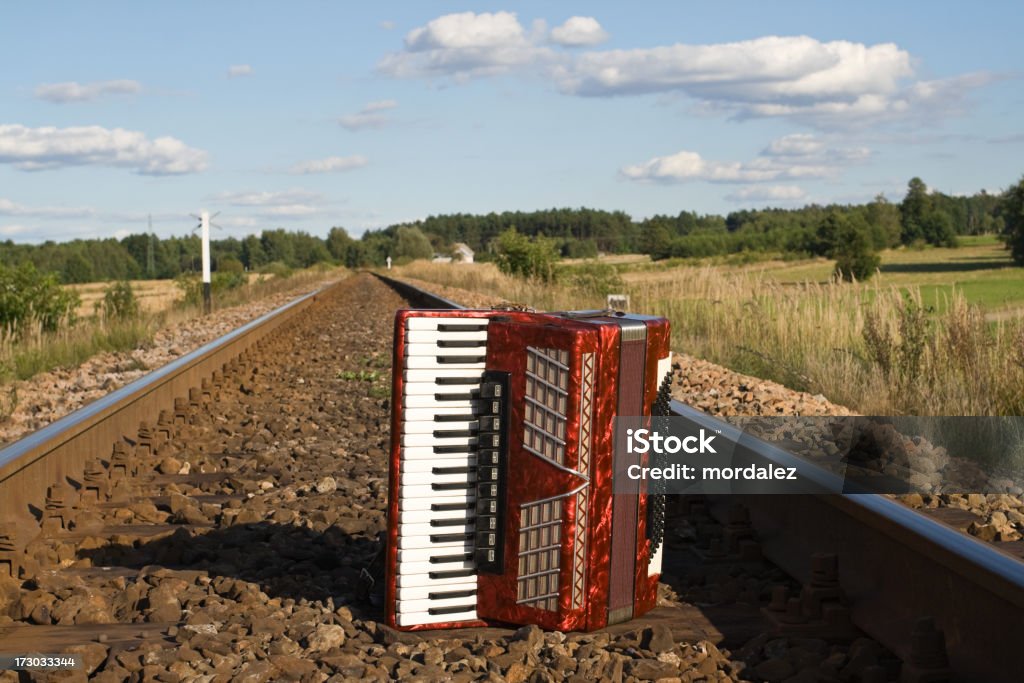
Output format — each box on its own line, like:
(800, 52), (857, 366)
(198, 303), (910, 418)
(428, 589), (477, 600)
(431, 482), (474, 491)
(434, 376), (483, 385)
(476, 531), (497, 547)
(429, 553), (473, 563)
(428, 569), (476, 579)
(431, 502), (474, 511)
(433, 445), (473, 454)
(475, 548), (496, 565)
(437, 355), (486, 364)
(434, 392), (476, 401)
(430, 532), (474, 543)
(428, 603), (477, 615)
(437, 340), (486, 348)
(437, 324), (487, 332)
(430, 517), (474, 527)
(431, 466), (474, 475)
(480, 383), (503, 399)
(479, 467), (498, 481)
(433, 429), (476, 438)
(479, 416), (500, 431)
(479, 450), (500, 466)
(476, 499), (498, 515)
(478, 483), (498, 498)
(433, 414), (476, 422)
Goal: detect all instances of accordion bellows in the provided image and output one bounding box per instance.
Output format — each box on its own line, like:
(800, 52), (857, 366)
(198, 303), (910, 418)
(386, 308), (671, 632)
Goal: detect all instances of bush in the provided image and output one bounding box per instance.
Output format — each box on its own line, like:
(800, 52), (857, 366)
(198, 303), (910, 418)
(0, 262), (79, 337)
(175, 271), (245, 308)
(97, 281), (140, 320)
(563, 261), (623, 297)
(259, 261), (294, 279)
(494, 228), (558, 282)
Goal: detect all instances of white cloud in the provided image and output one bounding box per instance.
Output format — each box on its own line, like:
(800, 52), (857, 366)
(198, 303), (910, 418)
(34, 79), (142, 103)
(289, 155), (368, 174)
(211, 189), (323, 218)
(0, 224), (29, 236)
(340, 100), (399, 130)
(550, 17), (608, 47)
(622, 133), (869, 184)
(380, 20), (395, 31)
(363, 99), (398, 112)
(227, 64), (253, 78)
(0, 198), (95, 218)
(378, 11), (556, 80)
(725, 185), (808, 202)
(0, 124), (208, 175)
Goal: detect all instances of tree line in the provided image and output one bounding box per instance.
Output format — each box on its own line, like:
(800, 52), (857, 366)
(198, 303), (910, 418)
(2, 175), (1022, 285)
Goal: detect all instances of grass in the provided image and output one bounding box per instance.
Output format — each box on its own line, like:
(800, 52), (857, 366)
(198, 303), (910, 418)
(0, 266), (346, 397)
(391, 242), (1024, 417)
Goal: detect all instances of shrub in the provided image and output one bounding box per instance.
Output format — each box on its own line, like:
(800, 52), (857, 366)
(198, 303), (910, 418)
(494, 228), (558, 282)
(563, 261), (624, 297)
(97, 281), (140, 321)
(260, 261), (294, 279)
(0, 262), (78, 337)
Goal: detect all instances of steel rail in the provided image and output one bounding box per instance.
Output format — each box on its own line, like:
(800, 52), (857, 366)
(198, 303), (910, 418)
(0, 282), (334, 542)
(376, 272), (1024, 683)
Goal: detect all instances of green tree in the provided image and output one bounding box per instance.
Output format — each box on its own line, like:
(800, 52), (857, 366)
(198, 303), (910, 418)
(865, 193), (902, 248)
(816, 211), (880, 281)
(326, 227), (355, 262)
(1001, 175), (1024, 265)
(493, 228), (558, 281)
(900, 177), (931, 245)
(393, 226), (434, 261)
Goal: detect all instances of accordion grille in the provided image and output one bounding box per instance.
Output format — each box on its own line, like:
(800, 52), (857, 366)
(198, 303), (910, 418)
(524, 347), (570, 466)
(516, 499), (563, 610)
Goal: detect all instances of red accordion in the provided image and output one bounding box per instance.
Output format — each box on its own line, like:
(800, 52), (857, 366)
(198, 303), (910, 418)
(386, 308), (671, 631)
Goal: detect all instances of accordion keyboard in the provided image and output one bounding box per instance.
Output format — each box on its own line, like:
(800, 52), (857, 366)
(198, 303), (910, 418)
(395, 316), (492, 627)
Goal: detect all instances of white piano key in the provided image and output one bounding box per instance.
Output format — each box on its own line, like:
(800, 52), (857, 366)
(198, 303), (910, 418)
(398, 496), (476, 512)
(396, 562), (475, 580)
(401, 455), (475, 473)
(405, 342), (487, 358)
(395, 609), (478, 627)
(398, 534), (474, 550)
(402, 394), (479, 408)
(401, 433), (477, 448)
(400, 471), (475, 488)
(402, 420), (477, 435)
(399, 485), (473, 500)
(399, 508), (474, 525)
(396, 583), (477, 601)
(397, 573), (477, 589)
(404, 356), (486, 370)
(406, 329), (488, 344)
(400, 522), (474, 537)
(403, 382), (480, 396)
(397, 595), (479, 612)
(397, 544), (473, 561)
(403, 368), (486, 383)
(406, 317), (490, 331)
(402, 406), (481, 421)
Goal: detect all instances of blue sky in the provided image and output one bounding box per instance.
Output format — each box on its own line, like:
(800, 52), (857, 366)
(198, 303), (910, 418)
(1, 2), (1021, 243)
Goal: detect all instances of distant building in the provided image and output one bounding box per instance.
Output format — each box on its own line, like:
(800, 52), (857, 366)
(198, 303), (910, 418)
(452, 243), (474, 263)
(432, 243), (475, 264)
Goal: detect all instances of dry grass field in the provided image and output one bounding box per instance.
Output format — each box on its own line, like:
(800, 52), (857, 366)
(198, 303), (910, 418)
(68, 273), (270, 318)
(393, 238), (1024, 417)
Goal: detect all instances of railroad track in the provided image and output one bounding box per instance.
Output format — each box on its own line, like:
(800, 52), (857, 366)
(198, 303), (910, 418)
(0, 272), (1018, 682)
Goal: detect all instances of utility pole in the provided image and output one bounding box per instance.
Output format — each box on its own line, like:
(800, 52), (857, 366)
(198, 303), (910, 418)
(200, 210), (212, 314)
(147, 214), (156, 277)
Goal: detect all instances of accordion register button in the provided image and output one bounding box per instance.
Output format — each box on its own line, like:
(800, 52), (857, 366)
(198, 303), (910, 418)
(480, 467), (498, 482)
(478, 483), (498, 498)
(479, 416), (500, 431)
(475, 548), (496, 565)
(477, 499), (498, 515)
(476, 531), (497, 547)
(479, 450), (500, 466)
(478, 515), (497, 530)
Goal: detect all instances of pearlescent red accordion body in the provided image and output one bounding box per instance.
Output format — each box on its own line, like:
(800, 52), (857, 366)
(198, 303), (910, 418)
(386, 308), (671, 632)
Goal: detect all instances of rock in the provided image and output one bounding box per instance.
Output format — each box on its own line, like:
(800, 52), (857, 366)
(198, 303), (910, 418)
(754, 657), (794, 681)
(158, 457), (183, 475)
(968, 522), (998, 542)
(66, 642), (109, 675)
(511, 624), (545, 651)
(306, 623), (346, 652)
(641, 623), (675, 653)
(625, 658), (680, 680)
(269, 654), (318, 681)
(315, 477), (337, 494)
